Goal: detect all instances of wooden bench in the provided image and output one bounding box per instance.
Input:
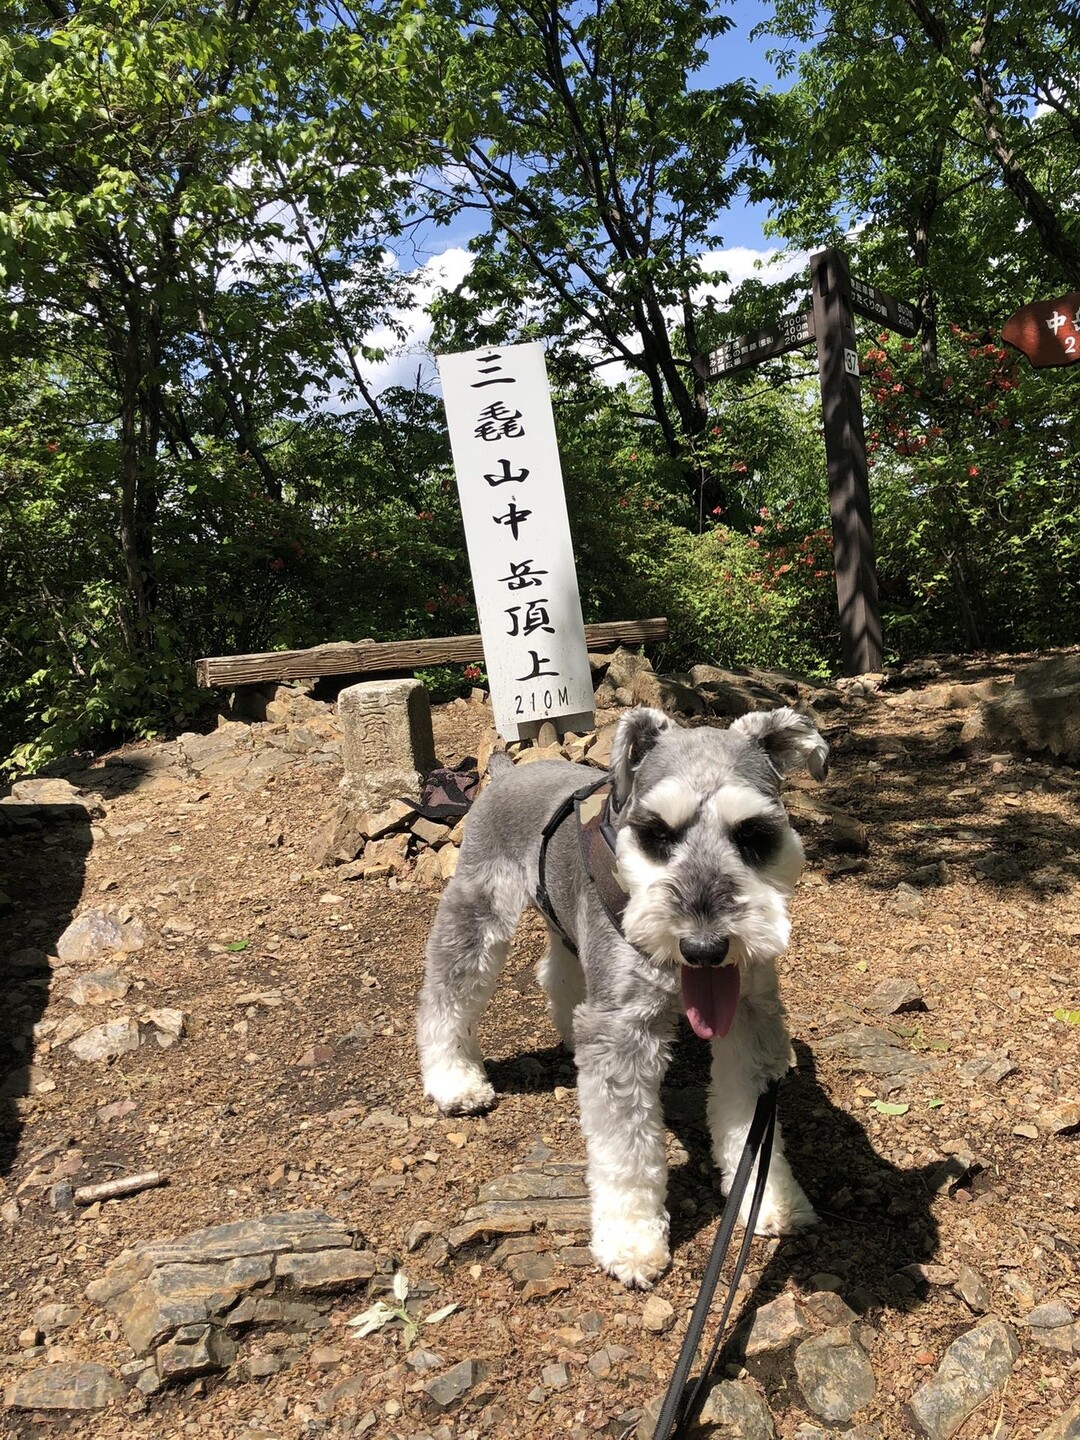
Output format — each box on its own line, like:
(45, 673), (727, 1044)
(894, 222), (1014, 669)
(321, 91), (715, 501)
(195, 618), (669, 689)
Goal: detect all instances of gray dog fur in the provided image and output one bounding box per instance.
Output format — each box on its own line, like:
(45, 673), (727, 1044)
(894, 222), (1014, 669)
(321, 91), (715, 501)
(417, 705), (828, 1288)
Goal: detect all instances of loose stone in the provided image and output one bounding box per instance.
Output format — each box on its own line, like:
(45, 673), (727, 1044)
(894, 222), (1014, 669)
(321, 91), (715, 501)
(641, 1296), (676, 1335)
(5, 1361), (126, 1411)
(794, 1327), (876, 1423)
(952, 1265), (990, 1313)
(744, 1292), (810, 1356)
(697, 1378), (776, 1438)
(908, 1319), (1019, 1440)
(423, 1358), (477, 1410)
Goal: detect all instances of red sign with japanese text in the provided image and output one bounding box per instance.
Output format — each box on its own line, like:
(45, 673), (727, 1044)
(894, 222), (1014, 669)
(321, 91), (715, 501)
(1002, 291), (1080, 368)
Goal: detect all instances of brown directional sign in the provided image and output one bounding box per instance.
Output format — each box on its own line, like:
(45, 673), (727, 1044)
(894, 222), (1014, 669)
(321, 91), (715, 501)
(1002, 290), (1080, 368)
(696, 309), (816, 380)
(849, 276), (921, 338)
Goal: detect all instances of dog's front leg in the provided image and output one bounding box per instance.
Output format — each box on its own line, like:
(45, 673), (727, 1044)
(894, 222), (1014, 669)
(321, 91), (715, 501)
(707, 961), (817, 1235)
(572, 1002), (673, 1288)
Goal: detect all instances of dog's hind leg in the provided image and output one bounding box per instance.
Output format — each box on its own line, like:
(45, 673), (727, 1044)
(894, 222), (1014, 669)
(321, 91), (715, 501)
(417, 862), (525, 1114)
(707, 960), (817, 1235)
(537, 925), (585, 1051)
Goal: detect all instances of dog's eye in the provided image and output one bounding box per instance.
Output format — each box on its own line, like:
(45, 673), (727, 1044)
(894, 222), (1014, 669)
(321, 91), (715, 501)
(635, 820), (679, 860)
(732, 815), (782, 866)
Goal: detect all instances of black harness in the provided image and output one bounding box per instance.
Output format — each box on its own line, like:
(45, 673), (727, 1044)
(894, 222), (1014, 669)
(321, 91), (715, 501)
(534, 774), (627, 950)
(533, 776), (780, 1439)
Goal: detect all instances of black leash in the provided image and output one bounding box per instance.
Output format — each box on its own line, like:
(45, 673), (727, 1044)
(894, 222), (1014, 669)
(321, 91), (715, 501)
(652, 1080), (779, 1440)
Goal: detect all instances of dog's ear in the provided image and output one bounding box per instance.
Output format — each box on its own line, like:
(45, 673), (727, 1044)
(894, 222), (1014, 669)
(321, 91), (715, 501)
(610, 707), (673, 807)
(730, 707), (829, 780)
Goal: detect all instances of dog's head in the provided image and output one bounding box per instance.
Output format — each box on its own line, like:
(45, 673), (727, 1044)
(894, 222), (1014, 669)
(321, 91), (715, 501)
(609, 705), (828, 1040)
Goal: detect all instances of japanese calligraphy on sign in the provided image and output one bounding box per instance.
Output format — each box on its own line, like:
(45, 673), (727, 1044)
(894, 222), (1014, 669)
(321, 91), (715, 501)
(437, 342), (595, 741)
(849, 277), (920, 337)
(695, 310), (815, 381)
(1002, 291), (1080, 368)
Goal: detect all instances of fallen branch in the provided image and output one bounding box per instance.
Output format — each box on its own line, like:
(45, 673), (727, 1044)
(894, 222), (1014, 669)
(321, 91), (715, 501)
(73, 1172), (167, 1205)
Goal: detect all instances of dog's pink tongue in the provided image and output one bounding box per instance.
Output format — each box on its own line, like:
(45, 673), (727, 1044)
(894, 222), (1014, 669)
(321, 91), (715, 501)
(681, 964), (741, 1041)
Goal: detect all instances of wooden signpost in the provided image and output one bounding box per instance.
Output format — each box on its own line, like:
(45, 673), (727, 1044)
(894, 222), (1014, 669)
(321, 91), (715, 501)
(695, 246), (922, 677)
(437, 341), (596, 741)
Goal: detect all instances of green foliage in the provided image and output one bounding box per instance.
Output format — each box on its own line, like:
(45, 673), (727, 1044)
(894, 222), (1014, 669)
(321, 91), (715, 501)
(2, 0), (1080, 775)
(862, 327), (1080, 653)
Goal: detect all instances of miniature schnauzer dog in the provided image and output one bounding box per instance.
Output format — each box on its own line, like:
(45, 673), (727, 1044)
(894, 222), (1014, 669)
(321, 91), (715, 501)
(416, 705), (828, 1288)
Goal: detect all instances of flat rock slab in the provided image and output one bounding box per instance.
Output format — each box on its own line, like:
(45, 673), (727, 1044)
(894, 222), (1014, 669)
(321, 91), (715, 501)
(794, 1327), (876, 1422)
(815, 1024), (938, 1091)
(109, 1253), (276, 1354)
(86, 1210), (377, 1381)
(908, 1319), (1019, 1440)
(5, 1361), (125, 1411)
(478, 1171), (588, 1203)
(461, 1162), (591, 1235)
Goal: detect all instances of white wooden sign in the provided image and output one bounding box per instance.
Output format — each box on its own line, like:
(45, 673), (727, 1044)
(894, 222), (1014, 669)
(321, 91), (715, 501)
(437, 342), (595, 741)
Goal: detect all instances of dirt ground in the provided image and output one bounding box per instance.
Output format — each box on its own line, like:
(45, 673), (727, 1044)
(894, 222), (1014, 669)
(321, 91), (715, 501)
(1, 653), (1078, 1440)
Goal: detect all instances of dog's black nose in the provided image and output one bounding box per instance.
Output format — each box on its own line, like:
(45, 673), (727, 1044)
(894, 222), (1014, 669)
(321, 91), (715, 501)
(679, 935), (730, 967)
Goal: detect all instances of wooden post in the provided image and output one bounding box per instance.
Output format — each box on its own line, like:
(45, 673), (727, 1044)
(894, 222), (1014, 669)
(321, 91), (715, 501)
(810, 247), (883, 675)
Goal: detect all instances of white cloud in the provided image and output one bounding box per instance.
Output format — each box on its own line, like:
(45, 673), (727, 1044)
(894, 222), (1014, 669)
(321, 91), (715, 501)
(333, 241), (810, 406)
(695, 244), (809, 302)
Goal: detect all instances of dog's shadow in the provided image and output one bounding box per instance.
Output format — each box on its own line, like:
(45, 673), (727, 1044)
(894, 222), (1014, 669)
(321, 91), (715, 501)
(664, 1035), (946, 1379)
(490, 1031), (945, 1331)
(487, 1044), (578, 1096)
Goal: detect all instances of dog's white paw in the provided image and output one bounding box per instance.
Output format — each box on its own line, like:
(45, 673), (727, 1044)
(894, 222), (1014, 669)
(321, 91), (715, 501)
(423, 1060), (495, 1115)
(591, 1214), (671, 1289)
(749, 1184), (818, 1236)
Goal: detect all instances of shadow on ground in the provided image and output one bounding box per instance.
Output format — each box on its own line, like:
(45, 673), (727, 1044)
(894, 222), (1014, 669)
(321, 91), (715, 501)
(486, 1027), (945, 1311)
(0, 806), (91, 1176)
(663, 1037), (950, 1423)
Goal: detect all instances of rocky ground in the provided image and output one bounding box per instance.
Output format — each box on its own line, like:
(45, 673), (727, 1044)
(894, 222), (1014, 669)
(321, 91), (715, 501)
(1, 649), (1079, 1440)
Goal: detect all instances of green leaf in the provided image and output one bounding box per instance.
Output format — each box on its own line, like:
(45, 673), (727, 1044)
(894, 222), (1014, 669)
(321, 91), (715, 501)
(926, 1098), (945, 1109)
(1053, 1008), (1080, 1026)
(870, 1100), (909, 1116)
(226, 940), (249, 953)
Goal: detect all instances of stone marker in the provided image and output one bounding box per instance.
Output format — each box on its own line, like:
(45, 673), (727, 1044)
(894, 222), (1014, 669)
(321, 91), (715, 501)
(337, 679), (436, 812)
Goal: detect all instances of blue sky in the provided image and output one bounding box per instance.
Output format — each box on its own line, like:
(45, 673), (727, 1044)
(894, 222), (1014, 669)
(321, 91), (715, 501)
(699, 0), (794, 251)
(365, 0), (805, 393)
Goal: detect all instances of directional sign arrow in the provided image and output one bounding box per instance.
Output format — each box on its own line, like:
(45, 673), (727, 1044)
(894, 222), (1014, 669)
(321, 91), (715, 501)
(1002, 291), (1080, 368)
(695, 310), (816, 381)
(848, 276), (921, 338)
